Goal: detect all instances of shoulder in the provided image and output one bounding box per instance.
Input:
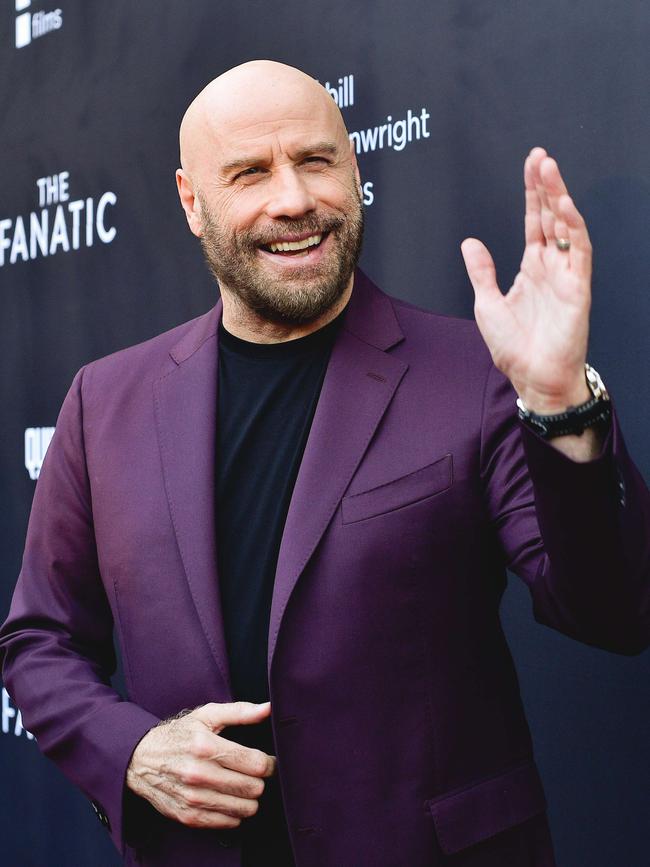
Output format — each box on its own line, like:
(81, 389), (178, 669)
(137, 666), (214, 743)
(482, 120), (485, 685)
(80, 306), (218, 390)
(62, 306), (219, 422)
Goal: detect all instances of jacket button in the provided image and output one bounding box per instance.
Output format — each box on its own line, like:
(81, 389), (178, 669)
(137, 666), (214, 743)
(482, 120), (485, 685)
(91, 801), (111, 831)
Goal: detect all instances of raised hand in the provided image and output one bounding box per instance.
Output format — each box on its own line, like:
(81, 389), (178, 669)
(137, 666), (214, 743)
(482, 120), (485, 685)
(126, 701), (276, 829)
(461, 147), (593, 416)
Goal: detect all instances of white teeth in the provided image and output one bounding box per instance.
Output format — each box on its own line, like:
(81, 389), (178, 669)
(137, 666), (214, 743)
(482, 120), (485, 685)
(269, 233), (322, 253)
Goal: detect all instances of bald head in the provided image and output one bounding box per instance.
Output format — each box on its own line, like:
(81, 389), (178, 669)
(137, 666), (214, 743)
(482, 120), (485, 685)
(179, 60), (350, 180)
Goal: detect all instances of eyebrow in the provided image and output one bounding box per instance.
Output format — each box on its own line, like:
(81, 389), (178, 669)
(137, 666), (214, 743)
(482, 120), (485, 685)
(292, 141), (339, 161)
(221, 141), (339, 174)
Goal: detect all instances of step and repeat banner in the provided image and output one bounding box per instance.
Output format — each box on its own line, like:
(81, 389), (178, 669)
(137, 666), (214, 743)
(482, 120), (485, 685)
(1, 2), (649, 865)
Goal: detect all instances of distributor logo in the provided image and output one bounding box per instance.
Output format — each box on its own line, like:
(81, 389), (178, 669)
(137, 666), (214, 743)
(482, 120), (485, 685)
(15, 0), (63, 49)
(1, 170), (118, 268)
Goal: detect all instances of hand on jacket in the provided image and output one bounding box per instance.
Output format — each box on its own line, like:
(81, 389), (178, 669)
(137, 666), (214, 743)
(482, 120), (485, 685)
(125, 701), (276, 829)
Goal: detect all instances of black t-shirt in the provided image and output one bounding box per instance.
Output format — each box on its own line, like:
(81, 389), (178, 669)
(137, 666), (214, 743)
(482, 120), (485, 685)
(215, 303), (348, 864)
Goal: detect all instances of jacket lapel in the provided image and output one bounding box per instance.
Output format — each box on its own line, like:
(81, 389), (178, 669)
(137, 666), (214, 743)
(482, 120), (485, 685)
(268, 272), (408, 669)
(153, 301), (232, 696)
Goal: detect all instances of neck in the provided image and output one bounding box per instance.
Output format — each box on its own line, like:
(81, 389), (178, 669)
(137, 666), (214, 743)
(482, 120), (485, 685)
(219, 276), (354, 343)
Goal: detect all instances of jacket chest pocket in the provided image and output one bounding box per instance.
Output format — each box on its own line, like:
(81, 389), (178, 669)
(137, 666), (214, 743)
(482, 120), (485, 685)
(341, 453), (453, 524)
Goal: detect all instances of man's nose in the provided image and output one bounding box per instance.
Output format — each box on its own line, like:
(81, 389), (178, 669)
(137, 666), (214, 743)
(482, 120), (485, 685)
(265, 167), (316, 219)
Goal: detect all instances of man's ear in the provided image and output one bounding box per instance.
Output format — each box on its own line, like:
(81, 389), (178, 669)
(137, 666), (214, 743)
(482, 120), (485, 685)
(176, 169), (204, 237)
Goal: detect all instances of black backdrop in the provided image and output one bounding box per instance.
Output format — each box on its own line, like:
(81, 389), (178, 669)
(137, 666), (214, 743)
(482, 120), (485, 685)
(1, 2), (648, 865)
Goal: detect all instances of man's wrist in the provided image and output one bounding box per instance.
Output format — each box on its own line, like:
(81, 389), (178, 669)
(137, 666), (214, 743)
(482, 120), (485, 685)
(515, 374), (591, 416)
(516, 364), (612, 461)
(517, 365), (610, 433)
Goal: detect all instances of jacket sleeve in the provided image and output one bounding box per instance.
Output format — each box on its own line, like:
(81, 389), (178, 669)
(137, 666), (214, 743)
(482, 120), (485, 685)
(480, 364), (650, 655)
(0, 367), (160, 855)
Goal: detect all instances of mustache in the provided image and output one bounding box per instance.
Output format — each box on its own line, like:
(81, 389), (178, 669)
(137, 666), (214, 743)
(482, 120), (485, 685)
(242, 214), (345, 248)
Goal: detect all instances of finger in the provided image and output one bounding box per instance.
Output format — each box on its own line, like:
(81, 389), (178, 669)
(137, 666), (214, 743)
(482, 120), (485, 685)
(179, 759), (266, 799)
(178, 786), (260, 819)
(528, 146), (548, 165)
(217, 766), (266, 798)
(214, 738), (277, 778)
(262, 755), (277, 778)
(530, 151), (556, 244)
(461, 238), (502, 308)
(524, 154), (544, 245)
(185, 729), (276, 778)
(539, 156), (573, 240)
(539, 156), (569, 215)
(151, 790), (243, 829)
(192, 701), (271, 732)
(537, 155), (592, 277)
(176, 807), (242, 830)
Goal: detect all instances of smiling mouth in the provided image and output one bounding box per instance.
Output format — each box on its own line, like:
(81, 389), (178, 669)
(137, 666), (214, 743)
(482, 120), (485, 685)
(260, 232), (327, 257)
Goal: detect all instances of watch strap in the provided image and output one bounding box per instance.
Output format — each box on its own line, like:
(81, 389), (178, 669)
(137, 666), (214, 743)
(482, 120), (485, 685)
(516, 364), (612, 439)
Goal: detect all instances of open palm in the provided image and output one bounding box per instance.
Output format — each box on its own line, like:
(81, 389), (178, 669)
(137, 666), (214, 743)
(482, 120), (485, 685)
(462, 148), (592, 413)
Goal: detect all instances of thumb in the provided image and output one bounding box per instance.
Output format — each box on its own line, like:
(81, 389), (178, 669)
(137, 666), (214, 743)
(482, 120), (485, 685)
(192, 700), (271, 732)
(460, 238), (501, 307)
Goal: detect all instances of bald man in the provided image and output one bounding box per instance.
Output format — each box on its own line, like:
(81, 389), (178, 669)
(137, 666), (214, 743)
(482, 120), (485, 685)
(1, 60), (648, 867)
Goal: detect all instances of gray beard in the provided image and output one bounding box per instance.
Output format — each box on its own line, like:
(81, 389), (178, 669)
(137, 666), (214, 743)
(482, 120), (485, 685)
(198, 193), (364, 326)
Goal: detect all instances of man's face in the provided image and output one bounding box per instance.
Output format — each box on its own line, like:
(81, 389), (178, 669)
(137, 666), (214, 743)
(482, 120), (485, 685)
(194, 112), (364, 325)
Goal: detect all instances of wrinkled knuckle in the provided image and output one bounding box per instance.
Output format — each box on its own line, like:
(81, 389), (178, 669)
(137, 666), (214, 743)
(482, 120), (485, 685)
(178, 805), (202, 827)
(195, 702), (219, 721)
(180, 769), (202, 787)
(189, 732), (212, 759)
(178, 762), (202, 787)
(203, 702), (220, 713)
(183, 788), (204, 809)
(188, 733), (203, 757)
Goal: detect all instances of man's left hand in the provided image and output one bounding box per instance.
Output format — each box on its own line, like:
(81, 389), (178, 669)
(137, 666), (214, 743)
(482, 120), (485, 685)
(461, 147), (592, 416)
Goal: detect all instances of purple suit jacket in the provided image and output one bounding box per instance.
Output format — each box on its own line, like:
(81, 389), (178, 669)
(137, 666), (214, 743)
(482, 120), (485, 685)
(1, 271), (649, 866)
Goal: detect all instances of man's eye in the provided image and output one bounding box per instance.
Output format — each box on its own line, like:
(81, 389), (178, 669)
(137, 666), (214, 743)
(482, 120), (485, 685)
(303, 156), (328, 165)
(237, 167), (263, 179)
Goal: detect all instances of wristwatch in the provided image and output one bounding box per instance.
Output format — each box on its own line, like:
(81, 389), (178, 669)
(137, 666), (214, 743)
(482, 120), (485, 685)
(516, 364), (612, 439)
